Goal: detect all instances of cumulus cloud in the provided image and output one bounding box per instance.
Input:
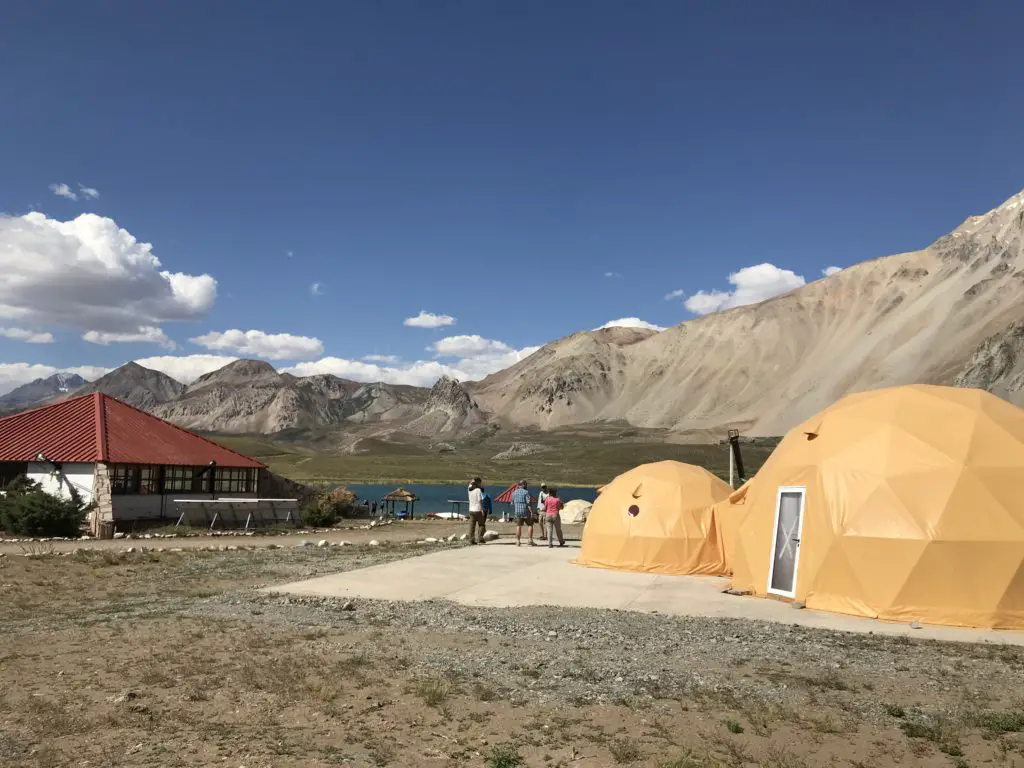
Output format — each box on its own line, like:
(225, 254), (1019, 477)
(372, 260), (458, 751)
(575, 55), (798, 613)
(664, 288), (685, 301)
(133, 354), (239, 384)
(49, 183), (78, 200)
(596, 318), (666, 332)
(0, 363), (108, 396)
(0, 212), (217, 334)
(78, 184), (100, 199)
(83, 326), (175, 349)
(310, 282), (324, 296)
(286, 250), (294, 258)
(428, 335), (512, 358)
(362, 354), (399, 364)
(0, 327), (55, 344)
(287, 343), (540, 387)
(604, 271), (624, 279)
(190, 329), (324, 360)
(822, 266), (842, 277)
(403, 310), (456, 329)
(684, 263), (806, 315)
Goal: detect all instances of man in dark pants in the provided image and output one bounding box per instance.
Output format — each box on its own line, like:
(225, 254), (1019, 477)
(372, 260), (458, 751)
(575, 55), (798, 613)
(467, 476), (486, 544)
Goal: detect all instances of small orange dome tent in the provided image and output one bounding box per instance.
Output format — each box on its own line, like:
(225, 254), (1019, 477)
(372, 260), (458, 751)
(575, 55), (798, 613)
(577, 461), (732, 575)
(730, 385), (1024, 629)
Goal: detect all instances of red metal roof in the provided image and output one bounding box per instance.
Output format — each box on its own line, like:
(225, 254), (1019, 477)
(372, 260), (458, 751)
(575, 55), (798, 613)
(0, 393), (264, 468)
(495, 483), (535, 504)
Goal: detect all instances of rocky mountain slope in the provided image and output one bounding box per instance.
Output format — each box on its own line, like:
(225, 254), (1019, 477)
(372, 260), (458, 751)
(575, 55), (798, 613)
(153, 359), (427, 433)
(404, 375), (482, 435)
(74, 362), (185, 411)
(0, 372), (87, 411)
(472, 189), (1024, 436)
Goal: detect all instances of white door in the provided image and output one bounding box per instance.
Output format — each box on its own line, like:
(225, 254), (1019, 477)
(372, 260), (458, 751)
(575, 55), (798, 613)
(767, 487), (806, 598)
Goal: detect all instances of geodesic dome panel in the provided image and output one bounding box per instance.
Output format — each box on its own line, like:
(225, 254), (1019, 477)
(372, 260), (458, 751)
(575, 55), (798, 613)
(729, 385), (1024, 629)
(577, 461), (732, 575)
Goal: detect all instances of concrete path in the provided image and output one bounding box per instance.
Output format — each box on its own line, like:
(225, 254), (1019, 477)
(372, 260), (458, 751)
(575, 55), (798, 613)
(269, 539), (1024, 646)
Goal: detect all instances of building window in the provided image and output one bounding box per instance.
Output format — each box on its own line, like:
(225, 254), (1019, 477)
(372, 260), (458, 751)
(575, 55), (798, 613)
(110, 464), (138, 495)
(214, 467), (255, 494)
(0, 462), (29, 489)
(161, 466), (203, 495)
(139, 465), (160, 495)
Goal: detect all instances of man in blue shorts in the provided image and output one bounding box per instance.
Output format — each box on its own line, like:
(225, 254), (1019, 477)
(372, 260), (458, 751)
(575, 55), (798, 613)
(511, 480), (537, 546)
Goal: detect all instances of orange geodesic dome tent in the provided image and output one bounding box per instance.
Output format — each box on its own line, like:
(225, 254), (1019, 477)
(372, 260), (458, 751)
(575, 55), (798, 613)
(730, 385), (1024, 629)
(577, 461), (733, 575)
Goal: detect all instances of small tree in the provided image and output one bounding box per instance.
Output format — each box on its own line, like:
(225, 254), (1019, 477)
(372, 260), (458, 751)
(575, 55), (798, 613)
(300, 485), (357, 527)
(0, 486), (88, 538)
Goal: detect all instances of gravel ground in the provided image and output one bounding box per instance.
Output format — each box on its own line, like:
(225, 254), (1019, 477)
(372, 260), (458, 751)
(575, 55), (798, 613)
(2, 536), (1024, 767)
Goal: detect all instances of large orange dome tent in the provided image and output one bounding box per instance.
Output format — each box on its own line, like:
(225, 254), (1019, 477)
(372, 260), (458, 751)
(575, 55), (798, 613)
(577, 460), (732, 575)
(729, 385), (1024, 629)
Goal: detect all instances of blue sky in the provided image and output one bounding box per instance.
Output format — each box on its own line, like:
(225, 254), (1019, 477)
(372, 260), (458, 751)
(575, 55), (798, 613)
(1, 1), (1022, 392)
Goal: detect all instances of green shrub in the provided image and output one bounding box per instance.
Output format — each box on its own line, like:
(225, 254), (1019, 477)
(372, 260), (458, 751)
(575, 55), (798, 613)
(0, 487), (88, 537)
(301, 485), (358, 527)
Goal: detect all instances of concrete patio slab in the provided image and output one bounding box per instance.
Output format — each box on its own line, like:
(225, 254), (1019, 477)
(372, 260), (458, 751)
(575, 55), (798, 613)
(268, 539), (1024, 645)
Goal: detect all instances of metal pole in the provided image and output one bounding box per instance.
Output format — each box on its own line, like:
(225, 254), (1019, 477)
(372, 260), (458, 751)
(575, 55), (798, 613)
(728, 440), (735, 489)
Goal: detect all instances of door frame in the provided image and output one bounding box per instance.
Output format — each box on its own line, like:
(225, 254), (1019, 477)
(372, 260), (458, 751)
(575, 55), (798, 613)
(766, 485), (806, 599)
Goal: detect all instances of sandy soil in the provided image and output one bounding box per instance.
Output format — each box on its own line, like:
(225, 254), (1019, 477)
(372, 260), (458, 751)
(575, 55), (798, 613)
(2, 529), (1023, 767)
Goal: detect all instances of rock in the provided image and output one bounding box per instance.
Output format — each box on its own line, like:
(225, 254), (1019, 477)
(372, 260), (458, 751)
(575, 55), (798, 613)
(791, 601), (806, 610)
(425, 537), (439, 543)
(447, 534), (458, 542)
(481, 531), (500, 542)
(548, 631), (557, 637)
(113, 532), (126, 539)
(459, 533), (469, 541)
(107, 690), (138, 704)
(227, 545), (238, 551)
(342, 601), (356, 611)
(125, 547), (136, 554)
(368, 540), (380, 547)
(297, 540), (312, 548)
(910, 620), (922, 629)
(317, 540), (329, 548)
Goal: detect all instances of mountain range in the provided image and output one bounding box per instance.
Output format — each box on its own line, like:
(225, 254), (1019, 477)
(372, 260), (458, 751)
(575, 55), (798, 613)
(2, 188), (1023, 439)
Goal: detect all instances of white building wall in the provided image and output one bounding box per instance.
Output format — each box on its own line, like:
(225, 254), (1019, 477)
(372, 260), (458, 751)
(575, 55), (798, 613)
(27, 462), (96, 504)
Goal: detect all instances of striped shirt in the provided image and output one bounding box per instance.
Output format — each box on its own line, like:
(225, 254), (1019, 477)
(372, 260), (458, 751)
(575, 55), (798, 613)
(510, 487), (531, 516)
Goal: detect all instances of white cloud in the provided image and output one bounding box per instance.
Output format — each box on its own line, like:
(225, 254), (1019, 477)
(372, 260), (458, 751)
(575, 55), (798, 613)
(428, 335), (512, 359)
(0, 212), (217, 333)
(0, 363), (108, 396)
(596, 318), (666, 332)
(190, 329), (324, 360)
(403, 310), (456, 329)
(83, 326), (175, 349)
(133, 354), (239, 384)
(822, 266), (842, 277)
(604, 271), (624, 279)
(684, 263), (806, 315)
(0, 327), (55, 344)
(286, 250), (294, 258)
(287, 343), (541, 387)
(49, 183), (78, 200)
(362, 354), (399, 364)
(664, 288), (685, 301)
(78, 184), (100, 199)
(310, 282), (324, 296)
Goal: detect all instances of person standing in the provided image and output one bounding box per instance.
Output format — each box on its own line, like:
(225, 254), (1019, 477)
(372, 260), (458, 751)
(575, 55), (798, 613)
(536, 483), (550, 540)
(480, 487), (492, 523)
(544, 486), (566, 548)
(511, 480), (536, 546)
(467, 477), (486, 544)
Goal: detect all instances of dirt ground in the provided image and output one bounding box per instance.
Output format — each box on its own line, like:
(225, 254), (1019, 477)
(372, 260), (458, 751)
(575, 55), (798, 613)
(2, 530), (1023, 767)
